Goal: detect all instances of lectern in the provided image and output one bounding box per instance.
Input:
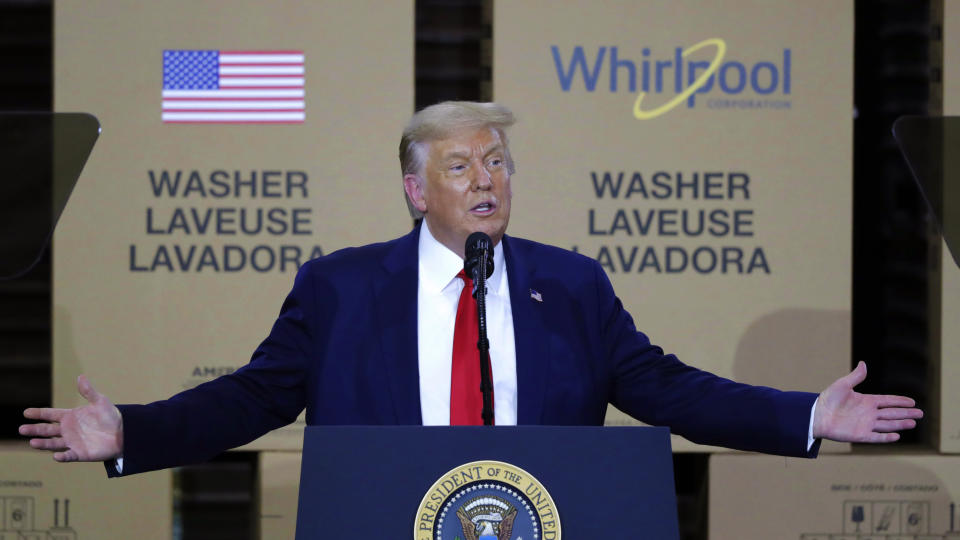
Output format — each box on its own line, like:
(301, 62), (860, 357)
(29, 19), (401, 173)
(296, 425), (679, 539)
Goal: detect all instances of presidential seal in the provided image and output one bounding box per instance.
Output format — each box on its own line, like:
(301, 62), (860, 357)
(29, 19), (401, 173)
(414, 460), (560, 540)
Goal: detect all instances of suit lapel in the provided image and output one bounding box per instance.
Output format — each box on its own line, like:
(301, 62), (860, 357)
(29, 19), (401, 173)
(503, 236), (549, 424)
(373, 225), (423, 424)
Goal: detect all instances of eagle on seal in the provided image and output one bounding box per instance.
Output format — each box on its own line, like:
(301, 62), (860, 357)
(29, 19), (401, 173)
(456, 506), (518, 540)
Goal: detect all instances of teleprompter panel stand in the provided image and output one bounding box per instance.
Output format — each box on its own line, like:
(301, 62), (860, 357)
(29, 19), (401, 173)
(296, 425), (679, 539)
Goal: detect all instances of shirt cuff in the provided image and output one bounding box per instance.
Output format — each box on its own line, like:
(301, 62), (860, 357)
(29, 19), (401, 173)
(114, 456), (124, 474)
(807, 397), (819, 451)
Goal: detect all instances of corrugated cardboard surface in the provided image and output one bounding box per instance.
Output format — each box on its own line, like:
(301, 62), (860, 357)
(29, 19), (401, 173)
(937, 0), (960, 453)
(52, 1), (414, 450)
(259, 451), (301, 539)
(0, 443), (172, 539)
(494, 0), (853, 453)
(710, 454), (960, 539)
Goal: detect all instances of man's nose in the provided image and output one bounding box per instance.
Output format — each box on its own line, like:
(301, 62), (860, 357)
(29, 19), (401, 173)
(471, 163), (493, 190)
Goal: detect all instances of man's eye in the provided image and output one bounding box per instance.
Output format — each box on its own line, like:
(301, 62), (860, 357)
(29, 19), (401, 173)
(450, 164), (467, 171)
(488, 158), (503, 167)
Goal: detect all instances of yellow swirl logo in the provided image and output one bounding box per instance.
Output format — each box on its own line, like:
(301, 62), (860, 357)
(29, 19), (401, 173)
(633, 38), (726, 120)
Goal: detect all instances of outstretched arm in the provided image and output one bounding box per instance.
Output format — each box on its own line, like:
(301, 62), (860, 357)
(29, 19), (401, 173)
(19, 375), (123, 462)
(813, 361), (923, 443)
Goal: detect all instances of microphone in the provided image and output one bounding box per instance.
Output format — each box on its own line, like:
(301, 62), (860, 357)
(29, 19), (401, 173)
(464, 232), (494, 296)
(463, 232), (495, 426)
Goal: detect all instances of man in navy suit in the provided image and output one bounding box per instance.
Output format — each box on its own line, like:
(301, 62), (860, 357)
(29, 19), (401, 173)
(21, 102), (922, 474)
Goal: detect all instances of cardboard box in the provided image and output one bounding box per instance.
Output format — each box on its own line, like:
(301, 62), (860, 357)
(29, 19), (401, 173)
(710, 454), (960, 539)
(933, 0), (960, 453)
(259, 451), (301, 539)
(494, 0), (854, 453)
(0, 443), (172, 539)
(52, 0), (414, 451)
(933, 238), (960, 453)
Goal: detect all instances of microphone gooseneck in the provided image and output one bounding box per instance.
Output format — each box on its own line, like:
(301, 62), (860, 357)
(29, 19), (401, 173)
(463, 232), (495, 426)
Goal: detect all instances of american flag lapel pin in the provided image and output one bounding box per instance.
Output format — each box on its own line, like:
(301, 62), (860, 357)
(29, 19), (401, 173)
(529, 289), (543, 303)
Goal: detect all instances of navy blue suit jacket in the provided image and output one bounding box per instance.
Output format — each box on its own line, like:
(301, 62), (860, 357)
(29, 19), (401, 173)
(113, 225), (819, 475)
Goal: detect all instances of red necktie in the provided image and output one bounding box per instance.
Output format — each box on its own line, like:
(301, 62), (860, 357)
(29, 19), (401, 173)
(450, 270), (493, 425)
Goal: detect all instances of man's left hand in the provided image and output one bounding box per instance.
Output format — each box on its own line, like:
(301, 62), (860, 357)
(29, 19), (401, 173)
(813, 361), (923, 443)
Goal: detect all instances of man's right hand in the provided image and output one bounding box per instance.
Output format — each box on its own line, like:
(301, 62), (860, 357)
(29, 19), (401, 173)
(19, 375), (124, 462)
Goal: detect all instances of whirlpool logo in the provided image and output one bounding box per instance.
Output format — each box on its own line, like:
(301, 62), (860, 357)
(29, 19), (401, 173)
(550, 39), (792, 119)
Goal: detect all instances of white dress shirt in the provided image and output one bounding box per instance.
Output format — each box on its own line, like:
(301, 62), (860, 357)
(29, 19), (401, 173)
(416, 220), (517, 425)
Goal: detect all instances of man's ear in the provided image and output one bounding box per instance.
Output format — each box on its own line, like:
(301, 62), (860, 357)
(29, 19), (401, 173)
(403, 174), (428, 213)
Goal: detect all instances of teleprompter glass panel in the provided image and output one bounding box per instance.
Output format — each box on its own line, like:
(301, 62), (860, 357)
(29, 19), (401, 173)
(893, 116), (960, 269)
(0, 113), (99, 280)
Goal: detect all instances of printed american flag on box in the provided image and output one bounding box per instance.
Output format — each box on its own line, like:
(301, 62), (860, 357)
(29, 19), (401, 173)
(162, 50), (305, 124)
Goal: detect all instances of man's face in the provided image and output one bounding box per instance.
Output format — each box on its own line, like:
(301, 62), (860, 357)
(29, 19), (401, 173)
(404, 126), (512, 258)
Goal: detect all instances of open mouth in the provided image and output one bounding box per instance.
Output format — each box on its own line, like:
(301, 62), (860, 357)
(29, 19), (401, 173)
(470, 201), (496, 215)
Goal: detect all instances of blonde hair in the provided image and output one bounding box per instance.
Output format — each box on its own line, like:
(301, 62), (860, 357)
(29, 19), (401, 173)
(399, 102), (516, 218)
